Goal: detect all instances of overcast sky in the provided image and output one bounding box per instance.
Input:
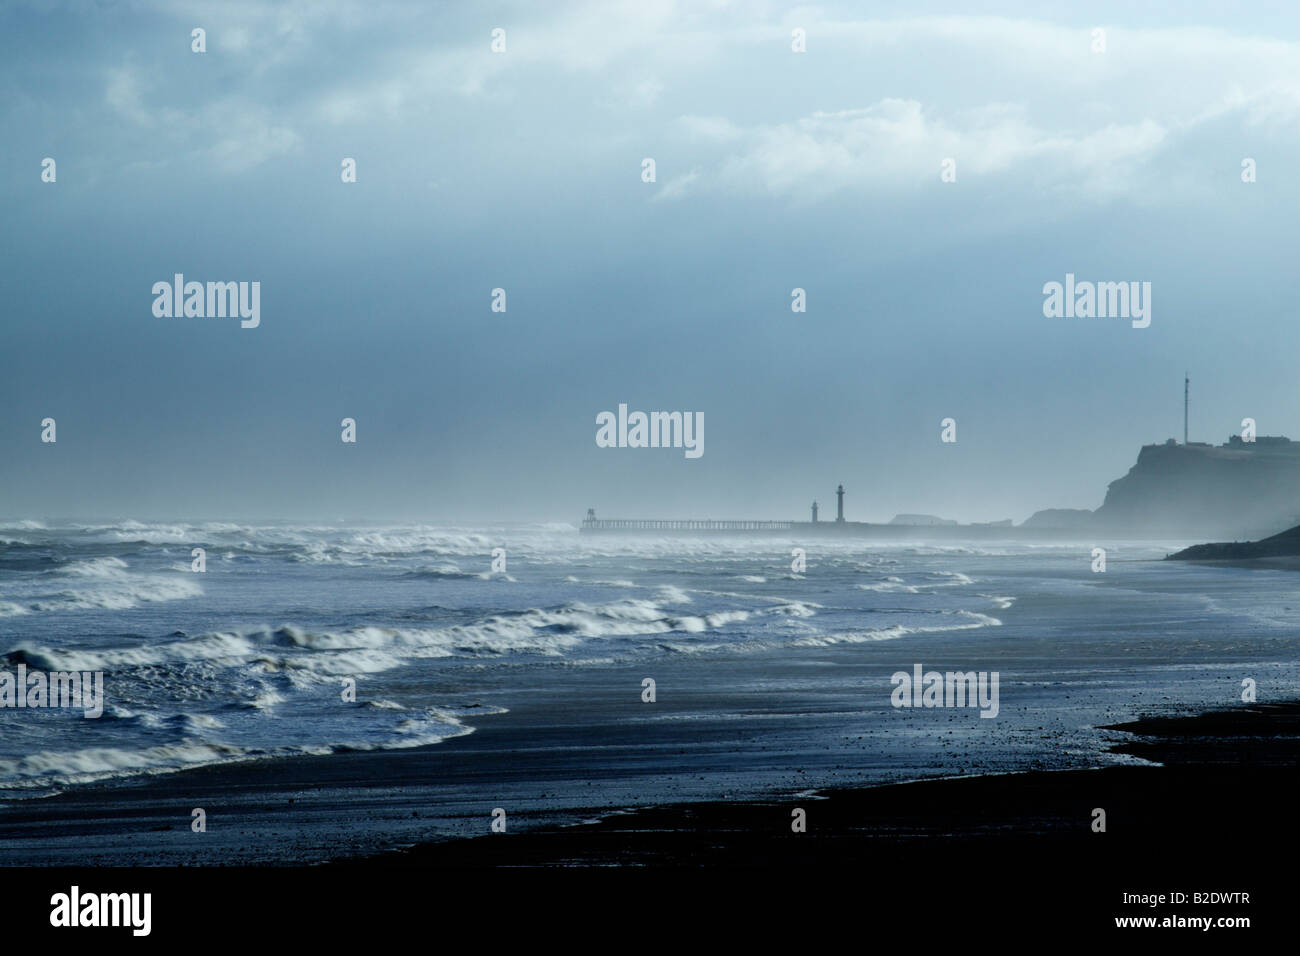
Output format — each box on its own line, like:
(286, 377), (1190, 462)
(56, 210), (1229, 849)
(2, 1), (1298, 523)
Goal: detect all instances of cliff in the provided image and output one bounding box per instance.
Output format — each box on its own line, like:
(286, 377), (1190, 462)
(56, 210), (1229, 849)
(1092, 437), (1300, 538)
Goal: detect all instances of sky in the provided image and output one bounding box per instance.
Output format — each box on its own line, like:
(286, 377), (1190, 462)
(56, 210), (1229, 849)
(2, 0), (1299, 523)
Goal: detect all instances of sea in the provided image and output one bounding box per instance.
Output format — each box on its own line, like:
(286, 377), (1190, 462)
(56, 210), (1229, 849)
(1, 520), (1297, 860)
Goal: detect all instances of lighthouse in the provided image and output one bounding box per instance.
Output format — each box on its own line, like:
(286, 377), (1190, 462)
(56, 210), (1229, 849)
(836, 484), (845, 523)
(811, 501), (819, 522)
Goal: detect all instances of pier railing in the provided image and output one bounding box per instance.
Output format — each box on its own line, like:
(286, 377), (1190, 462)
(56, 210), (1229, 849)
(580, 519), (795, 532)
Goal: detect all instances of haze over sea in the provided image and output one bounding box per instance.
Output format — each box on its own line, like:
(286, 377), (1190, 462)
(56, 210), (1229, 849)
(1, 519), (1296, 863)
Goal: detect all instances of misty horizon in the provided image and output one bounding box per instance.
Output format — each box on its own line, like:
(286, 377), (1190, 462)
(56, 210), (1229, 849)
(1, 414), (1286, 526)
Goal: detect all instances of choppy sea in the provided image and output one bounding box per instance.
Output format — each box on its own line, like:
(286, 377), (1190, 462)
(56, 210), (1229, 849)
(2, 520), (1297, 805)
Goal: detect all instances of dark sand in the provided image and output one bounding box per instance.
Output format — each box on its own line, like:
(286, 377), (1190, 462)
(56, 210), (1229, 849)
(338, 701), (1300, 868)
(0, 637), (1149, 866)
(6, 701), (1290, 939)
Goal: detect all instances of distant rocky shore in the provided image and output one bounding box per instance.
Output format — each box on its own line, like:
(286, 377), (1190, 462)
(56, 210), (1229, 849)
(1167, 522), (1300, 561)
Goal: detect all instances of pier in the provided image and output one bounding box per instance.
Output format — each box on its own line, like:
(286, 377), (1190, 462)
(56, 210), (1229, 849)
(581, 517), (795, 533)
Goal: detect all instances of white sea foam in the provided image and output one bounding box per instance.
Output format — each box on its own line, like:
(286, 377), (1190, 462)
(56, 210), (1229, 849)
(791, 610), (1002, 647)
(0, 705), (480, 790)
(855, 579), (921, 593)
(2, 597), (764, 684)
(0, 741), (251, 788)
(8, 557), (204, 613)
(925, 570), (975, 586)
(7, 631), (253, 671)
(0, 521), (1053, 800)
(656, 585), (692, 604)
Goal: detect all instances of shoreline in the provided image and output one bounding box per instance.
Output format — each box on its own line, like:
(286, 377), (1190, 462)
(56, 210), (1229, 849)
(335, 701), (1300, 867)
(4, 573), (1295, 868)
(1172, 555), (1300, 572)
